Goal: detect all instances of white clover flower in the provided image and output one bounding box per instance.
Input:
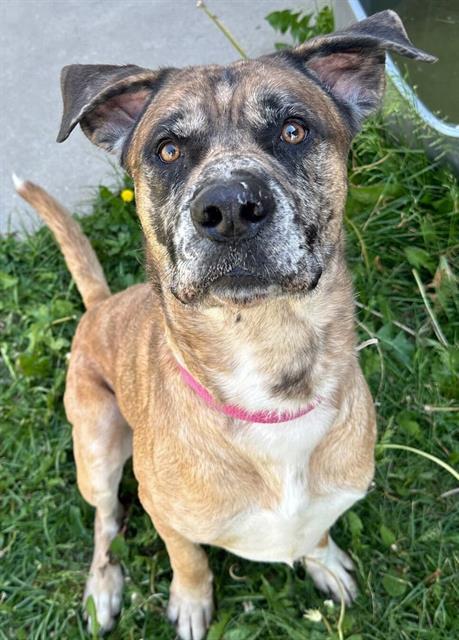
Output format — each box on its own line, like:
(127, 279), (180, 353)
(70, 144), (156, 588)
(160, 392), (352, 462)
(242, 600), (254, 613)
(304, 609), (323, 623)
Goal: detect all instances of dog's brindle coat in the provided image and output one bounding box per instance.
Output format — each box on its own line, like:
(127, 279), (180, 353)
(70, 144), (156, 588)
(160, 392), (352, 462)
(17, 11), (435, 639)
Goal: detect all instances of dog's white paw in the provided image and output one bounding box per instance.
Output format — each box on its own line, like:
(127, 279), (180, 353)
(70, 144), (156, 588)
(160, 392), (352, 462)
(304, 538), (358, 605)
(167, 583), (214, 640)
(84, 562), (124, 633)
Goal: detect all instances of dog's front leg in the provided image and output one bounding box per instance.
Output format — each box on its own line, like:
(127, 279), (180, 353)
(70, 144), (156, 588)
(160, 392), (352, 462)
(304, 532), (358, 605)
(164, 528), (214, 640)
(296, 487), (366, 605)
(65, 359), (134, 634)
(139, 500), (214, 640)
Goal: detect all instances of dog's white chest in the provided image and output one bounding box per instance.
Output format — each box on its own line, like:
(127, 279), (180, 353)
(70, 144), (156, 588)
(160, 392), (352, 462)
(218, 468), (360, 565)
(223, 470), (312, 563)
(212, 408), (364, 565)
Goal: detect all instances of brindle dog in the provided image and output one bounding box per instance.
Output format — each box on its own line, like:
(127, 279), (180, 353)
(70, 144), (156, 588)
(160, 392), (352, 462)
(16, 10), (435, 640)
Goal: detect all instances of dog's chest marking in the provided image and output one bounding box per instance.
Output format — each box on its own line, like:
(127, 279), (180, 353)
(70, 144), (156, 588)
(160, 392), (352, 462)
(217, 343), (272, 411)
(215, 449), (363, 564)
(216, 328), (318, 414)
(210, 404), (363, 565)
(197, 324), (363, 564)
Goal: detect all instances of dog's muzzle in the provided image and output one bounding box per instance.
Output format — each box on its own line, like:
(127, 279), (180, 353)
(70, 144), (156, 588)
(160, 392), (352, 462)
(189, 171), (275, 243)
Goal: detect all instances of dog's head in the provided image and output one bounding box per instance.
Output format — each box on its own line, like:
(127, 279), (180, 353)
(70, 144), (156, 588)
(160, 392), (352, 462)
(57, 10), (434, 307)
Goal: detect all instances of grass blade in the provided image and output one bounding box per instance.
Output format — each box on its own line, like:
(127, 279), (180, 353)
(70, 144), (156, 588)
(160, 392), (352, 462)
(378, 443), (459, 483)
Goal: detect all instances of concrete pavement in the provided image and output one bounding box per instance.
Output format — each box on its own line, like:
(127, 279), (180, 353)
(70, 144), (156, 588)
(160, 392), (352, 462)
(1, 0), (326, 233)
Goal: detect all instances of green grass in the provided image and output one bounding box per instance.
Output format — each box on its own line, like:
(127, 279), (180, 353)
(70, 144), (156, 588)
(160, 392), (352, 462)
(1, 112), (458, 640)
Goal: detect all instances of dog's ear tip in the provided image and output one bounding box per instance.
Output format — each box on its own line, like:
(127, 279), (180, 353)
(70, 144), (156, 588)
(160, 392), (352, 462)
(360, 8), (406, 30)
(56, 125), (67, 143)
(56, 120), (73, 143)
(422, 52), (439, 64)
(360, 10), (438, 63)
(378, 8), (404, 24)
(59, 64), (78, 82)
(397, 48), (438, 64)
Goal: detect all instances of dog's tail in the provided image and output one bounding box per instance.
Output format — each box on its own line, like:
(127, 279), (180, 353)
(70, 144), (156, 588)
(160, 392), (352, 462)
(13, 175), (111, 309)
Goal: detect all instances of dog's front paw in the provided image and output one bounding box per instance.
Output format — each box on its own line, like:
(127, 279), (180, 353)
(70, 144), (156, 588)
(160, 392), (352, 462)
(304, 537), (358, 605)
(84, 562), (124, 633)
(167, 581), (214, 640)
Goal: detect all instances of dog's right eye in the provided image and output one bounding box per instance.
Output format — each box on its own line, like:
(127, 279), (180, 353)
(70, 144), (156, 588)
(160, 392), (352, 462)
(280, 120), (307, 145)
(158, 140), (181, 163)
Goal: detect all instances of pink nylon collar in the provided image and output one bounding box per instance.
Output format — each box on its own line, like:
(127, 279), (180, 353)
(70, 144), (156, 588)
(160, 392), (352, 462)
(177, 363), (320, 424)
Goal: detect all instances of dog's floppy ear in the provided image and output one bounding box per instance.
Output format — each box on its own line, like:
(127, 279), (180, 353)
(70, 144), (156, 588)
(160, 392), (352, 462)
(289, 10), (436, 130)
(56, 64), (169, 153)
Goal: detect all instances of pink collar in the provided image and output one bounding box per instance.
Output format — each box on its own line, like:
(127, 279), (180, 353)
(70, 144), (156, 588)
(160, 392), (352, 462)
(177, 363), (321, 424)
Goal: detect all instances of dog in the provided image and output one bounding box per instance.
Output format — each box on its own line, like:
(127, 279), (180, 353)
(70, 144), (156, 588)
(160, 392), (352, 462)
(15, 10), (435, 639)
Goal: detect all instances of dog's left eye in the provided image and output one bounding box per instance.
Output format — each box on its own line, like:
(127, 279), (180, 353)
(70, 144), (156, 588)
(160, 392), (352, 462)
(158, 140), (181, 163)
(280, 120), (307, 145)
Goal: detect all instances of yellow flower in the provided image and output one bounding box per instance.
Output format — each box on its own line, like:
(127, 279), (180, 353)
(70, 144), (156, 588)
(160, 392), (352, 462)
(120, 188), (134, 203)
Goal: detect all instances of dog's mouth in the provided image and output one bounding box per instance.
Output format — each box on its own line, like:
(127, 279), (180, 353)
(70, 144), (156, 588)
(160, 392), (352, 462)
(170, 261), (323, 307)
(208, 267), (279, 306)
(212, 267), (265, 287)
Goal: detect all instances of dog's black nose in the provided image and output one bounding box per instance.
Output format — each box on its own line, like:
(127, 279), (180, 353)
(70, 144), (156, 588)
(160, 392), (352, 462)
(190, 173), (274, 242)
